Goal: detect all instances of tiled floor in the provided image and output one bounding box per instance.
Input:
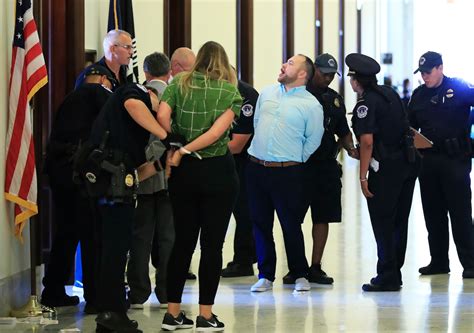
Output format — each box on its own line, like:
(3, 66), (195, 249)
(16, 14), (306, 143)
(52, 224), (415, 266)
(3, 157), (474, 332)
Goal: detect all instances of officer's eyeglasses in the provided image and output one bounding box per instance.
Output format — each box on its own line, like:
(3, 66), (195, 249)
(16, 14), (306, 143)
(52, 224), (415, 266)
(115, 44), (133, 50)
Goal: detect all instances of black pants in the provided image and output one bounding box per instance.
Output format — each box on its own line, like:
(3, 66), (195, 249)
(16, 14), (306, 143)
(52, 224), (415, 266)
(166, 152), (238, 305)
(366, 155), (420, 285)
(42, 184), (100, 305)
(419, 152), (474, 269)
(231, 156), (256, 265)
(97, 202), (134, 312)
(127, 192), (174, 304)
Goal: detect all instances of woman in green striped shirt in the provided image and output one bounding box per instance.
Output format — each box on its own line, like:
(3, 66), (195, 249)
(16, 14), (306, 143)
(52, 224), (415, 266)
(158, 41), (242, 331)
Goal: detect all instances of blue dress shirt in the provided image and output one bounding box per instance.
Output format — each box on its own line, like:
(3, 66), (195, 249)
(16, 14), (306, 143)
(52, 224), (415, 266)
(248, 84), (324, 162)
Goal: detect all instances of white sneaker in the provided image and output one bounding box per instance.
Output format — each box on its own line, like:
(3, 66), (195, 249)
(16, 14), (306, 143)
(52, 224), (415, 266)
(130, 303), (144, 309)
(250, 278), (273, 292)
(294, 277), (311, 292)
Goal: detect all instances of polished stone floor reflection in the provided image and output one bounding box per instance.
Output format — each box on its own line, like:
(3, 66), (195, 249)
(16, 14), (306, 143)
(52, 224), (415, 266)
(3, 156), (474, 332)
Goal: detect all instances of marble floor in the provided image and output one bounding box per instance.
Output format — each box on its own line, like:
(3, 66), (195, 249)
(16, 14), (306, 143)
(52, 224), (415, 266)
(2, 156), (474, 332)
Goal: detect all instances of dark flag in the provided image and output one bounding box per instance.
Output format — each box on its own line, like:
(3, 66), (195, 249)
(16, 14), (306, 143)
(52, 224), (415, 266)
(108, 0), (139, 83)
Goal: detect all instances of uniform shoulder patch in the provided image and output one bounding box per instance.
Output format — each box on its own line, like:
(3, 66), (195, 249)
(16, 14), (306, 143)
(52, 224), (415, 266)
(241, 103), (254, 117)
(356, 105), (368, 119)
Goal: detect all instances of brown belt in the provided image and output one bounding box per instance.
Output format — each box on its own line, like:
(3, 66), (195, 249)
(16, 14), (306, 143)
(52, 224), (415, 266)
(249, 156), (301, 167)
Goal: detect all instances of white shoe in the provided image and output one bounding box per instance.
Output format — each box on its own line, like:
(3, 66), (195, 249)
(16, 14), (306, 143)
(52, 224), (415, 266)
(130, 303), (144, 309)
(250, 278), (273, 292)
(294, 277), (311, 291)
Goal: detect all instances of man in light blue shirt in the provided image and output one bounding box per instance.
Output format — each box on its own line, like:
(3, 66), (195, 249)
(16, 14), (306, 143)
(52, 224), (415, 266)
(247, 54), (324, 293)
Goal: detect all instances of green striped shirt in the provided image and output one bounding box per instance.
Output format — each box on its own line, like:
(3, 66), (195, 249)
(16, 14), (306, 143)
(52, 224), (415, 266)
(161, 72), (242, 158)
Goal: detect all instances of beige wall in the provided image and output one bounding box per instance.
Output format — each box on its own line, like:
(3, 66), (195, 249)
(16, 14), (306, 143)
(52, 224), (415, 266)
(294, 0), (315, 61)
(192, 0), (236, 66)
(253, 0), (283, 91)
(0, 0), (32, 282)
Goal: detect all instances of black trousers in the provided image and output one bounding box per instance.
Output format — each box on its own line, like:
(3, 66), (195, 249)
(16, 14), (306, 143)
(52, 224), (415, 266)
(366, 155), (420, 285)
(97, 202), (134, 312)
(42, 184), (100, 305)
(231, 156), (256, 265)
(127, 192), (174, 304)
(419, 152), (474, 269)
(166, 152), (238, 305)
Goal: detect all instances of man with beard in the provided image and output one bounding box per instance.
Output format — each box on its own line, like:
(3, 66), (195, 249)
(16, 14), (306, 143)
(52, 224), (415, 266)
(247, 54), (324, 293)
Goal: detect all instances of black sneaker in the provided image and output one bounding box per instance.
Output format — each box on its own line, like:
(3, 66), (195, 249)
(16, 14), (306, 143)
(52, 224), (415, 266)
(282, 272), (295, 284)
(221, 262), (254, 278)
(162, 311), (194, 331)
(308, 264), (334, 285)
(196, 313), (224, 332)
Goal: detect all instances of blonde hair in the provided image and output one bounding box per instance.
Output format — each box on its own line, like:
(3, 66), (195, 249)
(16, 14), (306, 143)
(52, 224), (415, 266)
(178, 41), (237, 92)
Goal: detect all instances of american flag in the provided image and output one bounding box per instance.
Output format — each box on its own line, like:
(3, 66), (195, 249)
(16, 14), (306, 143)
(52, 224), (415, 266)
(5, 0), (48, 239)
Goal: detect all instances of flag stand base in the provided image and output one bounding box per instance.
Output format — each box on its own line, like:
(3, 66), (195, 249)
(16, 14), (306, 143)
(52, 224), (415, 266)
(10, 295), (43, 318)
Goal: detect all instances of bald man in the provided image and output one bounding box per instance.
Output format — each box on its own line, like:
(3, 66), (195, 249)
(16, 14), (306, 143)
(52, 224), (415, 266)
(170, 47), (196, 76)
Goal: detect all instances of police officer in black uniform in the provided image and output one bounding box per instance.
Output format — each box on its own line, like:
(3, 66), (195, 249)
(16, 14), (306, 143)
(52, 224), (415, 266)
(282, 53), (359, 286)
(41, 65), (114, 312)
(86, 83), (176, 332)
(408, 51), (474, 278)
(346, 53), (420, 291)
(221, 80), (259, 277)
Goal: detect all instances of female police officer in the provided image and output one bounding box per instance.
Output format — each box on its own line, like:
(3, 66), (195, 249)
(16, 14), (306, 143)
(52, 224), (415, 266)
(345, 53), (420, 292)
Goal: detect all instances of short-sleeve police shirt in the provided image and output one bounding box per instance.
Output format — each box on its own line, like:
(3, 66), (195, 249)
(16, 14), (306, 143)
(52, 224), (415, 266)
(232, 80), (259, 159)
(90, 83), (153, 167)
(408, 76), (474, 143)
(351, 85), (406, 148)
(306, 84), (349, 161)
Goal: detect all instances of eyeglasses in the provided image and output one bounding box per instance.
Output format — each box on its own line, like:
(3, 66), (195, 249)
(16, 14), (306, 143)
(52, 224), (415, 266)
(115, 43), (133, 50)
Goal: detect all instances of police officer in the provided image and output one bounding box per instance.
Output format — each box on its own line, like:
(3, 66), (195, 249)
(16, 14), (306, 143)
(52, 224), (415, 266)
(41, 65), (114, 313)
(283, 53), (358, 285)
(346, 53), (420, 291)
(221, 80), (259, 278)
(408, 51), (474, 279)
(88, 83), (176, 332)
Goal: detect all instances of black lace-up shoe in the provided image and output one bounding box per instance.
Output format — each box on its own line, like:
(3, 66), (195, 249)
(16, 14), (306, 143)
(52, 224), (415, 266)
(196, 313), (225, 332)
(161, 311), (194, 331)
(308, 264), (334, 284)
(221, 262), (254, 277)
(95, 311), (140, 332)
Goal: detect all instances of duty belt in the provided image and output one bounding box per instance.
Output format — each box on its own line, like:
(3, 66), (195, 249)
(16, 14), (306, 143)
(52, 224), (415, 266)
(249, 156), (301, 167)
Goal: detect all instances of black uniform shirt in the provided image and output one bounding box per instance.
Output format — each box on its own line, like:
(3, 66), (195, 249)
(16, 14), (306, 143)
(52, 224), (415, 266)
(306, 84), (349, 161)
(351, 85), (406, 149)
(408, 76), (474, 144)
(75, 57), (130, 91)
(232, 80), (259, 159)
(90, 83), (153, 167)
(45, 83), (112, 185)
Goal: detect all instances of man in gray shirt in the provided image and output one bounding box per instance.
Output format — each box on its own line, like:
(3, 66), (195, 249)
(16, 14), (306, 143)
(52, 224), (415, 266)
(127, 52), (174, 309)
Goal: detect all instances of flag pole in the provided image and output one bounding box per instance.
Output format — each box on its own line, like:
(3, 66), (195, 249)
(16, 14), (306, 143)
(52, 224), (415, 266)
(10, 216), (43, 318)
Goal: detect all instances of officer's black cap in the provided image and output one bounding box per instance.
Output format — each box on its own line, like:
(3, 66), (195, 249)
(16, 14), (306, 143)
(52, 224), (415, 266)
(84, 65), (116, 85)
(315, 53), (340, 76)
(413, 51), (442, 74)
(345, 53), (380, 77)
